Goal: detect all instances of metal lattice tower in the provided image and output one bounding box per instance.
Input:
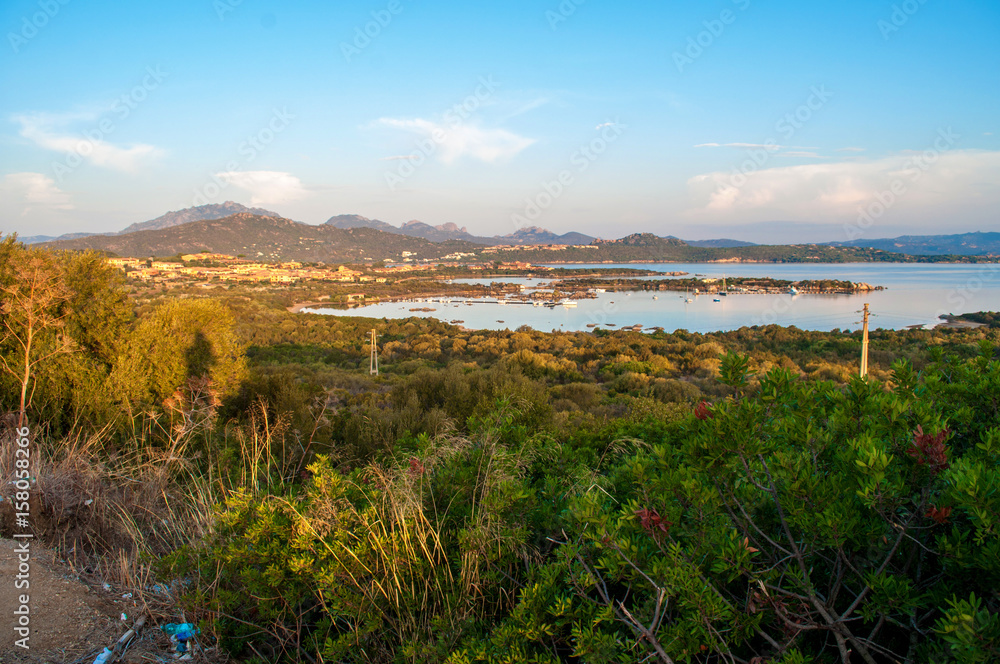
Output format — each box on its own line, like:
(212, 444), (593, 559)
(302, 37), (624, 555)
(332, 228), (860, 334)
(860, 303), (870, 378)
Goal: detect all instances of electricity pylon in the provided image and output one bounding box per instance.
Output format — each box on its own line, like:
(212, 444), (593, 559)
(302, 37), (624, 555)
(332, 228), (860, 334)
(860, 303), (870, 378)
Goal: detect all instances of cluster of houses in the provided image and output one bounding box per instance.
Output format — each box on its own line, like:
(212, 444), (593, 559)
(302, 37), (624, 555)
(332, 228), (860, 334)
(480, 244), (598, 254)
(106, 251), (554, 287)
(107, 253), (386, 285)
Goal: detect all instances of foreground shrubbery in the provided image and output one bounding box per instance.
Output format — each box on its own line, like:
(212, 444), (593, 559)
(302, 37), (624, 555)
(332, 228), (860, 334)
(163, 347), (1000, 663)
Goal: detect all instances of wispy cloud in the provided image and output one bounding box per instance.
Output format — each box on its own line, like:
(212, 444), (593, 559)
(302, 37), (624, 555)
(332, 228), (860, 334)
(14, 111), (164, 172)
(380, 155), (420, 161)
(778, 151), (827, 159)
(504, 96), (550, 119)
(836, 146), (866, 152)
(214, 171), (308, 206)
(686, 149), (1000, 222)
(376, 117), (534, 164)
(695, 142), (818, 150)
(1, 172), (74, 216)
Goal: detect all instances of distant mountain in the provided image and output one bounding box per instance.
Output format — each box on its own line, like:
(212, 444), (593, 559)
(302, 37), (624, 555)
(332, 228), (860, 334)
(686, 238), (758, 249)
(499, 226), (595, 245)
(120, 201), (282, 234)
(398, 220), (483, 243)
(325, 214), (399, 233)
(324, 215), (594, 246)
(19, 232), (98, 245)
(41, 213), (481, 262)
(830, 232), (1000, 256)
(603, 233), (688, 248)
(325, 215), (482, 242)
(17, 201), (281, 245)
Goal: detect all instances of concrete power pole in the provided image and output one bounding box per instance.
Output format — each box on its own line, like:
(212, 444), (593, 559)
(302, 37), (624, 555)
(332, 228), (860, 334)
(860, 303), (870, 378)
(369, 329), (379, 376)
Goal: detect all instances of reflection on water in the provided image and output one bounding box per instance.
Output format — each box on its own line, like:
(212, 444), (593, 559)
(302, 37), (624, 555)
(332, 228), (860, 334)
(306, 263), (1000, 333)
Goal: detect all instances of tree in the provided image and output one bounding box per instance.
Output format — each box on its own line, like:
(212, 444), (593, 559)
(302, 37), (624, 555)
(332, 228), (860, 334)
(59, 250), (133, 366)
(113, 299), (248, 408)
(0, 239), (72, 428)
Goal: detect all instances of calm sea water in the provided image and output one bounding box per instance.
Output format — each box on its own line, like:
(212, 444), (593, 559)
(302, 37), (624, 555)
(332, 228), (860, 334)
(306, 263), (1000, 333)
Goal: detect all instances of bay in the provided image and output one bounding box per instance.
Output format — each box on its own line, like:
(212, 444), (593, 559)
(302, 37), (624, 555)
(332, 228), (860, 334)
(306, 262), (1000, 333)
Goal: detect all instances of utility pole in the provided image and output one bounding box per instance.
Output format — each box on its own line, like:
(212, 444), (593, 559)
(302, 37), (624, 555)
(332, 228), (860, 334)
(860, 303), (870, 378)
(369, 329), (379, 376)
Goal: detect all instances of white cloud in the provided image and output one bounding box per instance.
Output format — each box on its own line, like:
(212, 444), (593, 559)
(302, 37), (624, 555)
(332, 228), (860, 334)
(214, 171), (308, 206)
(376, 117), (534, 164)
(380, 155), (420, 161)
(686, 149), (1000, 223)
(836, 146), (866, 152)
(1, 172), (74, 216)
(14, 112), (164, 172)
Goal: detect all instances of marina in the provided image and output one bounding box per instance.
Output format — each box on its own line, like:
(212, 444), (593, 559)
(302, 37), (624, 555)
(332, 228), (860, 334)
(306, 262), (1000, 333)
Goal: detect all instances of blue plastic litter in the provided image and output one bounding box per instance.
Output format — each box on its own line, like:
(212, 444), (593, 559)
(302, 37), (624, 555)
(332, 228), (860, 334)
(161, 623), (200, 654)
(92, 647), (114, 664)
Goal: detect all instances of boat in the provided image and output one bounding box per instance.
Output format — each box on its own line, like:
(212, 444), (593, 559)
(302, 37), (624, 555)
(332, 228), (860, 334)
(714, 298), (721, 302)
(720, 275), (728, 296)
(790, 286), (800, 295)
(586, 323), (598, 328)
(652, 295), (658, 300)
(561, 300), (578, 307)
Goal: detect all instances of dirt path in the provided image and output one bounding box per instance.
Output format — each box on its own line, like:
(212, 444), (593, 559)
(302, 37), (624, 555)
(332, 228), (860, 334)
(0, 539), (156, 664)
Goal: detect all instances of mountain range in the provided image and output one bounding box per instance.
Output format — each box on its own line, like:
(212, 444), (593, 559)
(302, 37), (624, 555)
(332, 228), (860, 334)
(829, 232), (1000, 256)
(34, 212), (973, 265)
(324, 214), (594, 246)
(39, 213), (479, 263)
(11, 201), (1000, 258)
(18, 202), (283, 245)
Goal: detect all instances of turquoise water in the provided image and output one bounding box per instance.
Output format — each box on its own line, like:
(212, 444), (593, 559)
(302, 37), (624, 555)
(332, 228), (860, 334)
(306, 263), (1000, 333)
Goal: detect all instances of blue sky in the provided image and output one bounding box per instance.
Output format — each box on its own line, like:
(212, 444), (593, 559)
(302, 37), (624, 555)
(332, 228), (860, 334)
(1, 0), (998, 243)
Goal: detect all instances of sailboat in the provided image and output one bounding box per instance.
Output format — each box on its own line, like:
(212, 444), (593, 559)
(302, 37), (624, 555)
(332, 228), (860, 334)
(720, 274), (728, 296)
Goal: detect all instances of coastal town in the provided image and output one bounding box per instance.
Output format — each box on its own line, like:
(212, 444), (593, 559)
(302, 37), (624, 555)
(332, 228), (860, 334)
(107, 252), (545, 286)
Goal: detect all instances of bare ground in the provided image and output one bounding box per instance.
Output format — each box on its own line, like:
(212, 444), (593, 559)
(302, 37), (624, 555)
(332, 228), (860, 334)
(0, 539), (204, 664)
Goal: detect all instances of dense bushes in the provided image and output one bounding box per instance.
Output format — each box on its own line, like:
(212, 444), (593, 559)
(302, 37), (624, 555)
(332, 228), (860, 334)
(164, 345), (1000, 663)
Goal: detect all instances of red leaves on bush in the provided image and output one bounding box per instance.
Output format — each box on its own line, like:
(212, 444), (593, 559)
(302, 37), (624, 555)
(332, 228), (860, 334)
(635, 507), (671, 538)
(694, 401), (714, 420)
(926, 505), (953, 525)
(408, 457), (425, 478)
(906, 425), (950, 474)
